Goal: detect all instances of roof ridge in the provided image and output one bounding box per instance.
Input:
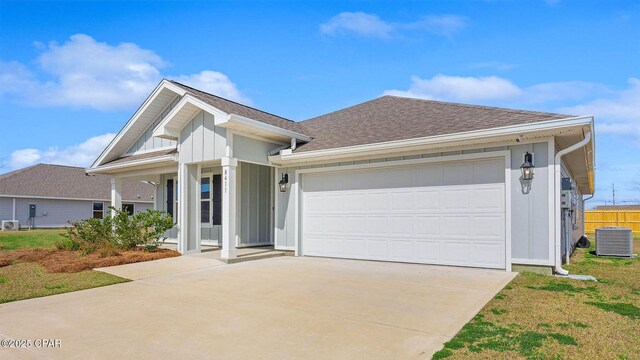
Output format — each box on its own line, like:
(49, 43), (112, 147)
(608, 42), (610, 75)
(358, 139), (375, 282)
(168, 79), (296, 123)
(300, 96), (385, 123)
(0, 163), (41, 180)
(381, 95), (572, 117)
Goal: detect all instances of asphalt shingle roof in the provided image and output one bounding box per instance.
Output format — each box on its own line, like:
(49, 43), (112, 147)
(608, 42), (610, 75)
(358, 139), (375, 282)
(0, 164), (154, 201)
(168, 80), (308, 135)
(295, 96), (573, 152)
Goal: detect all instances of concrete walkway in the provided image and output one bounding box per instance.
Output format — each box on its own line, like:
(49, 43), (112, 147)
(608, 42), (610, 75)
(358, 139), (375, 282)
(0, 256), (515, 360)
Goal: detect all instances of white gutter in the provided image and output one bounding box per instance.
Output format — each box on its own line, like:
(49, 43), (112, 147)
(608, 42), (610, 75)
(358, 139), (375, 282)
(86, 154), (177, 174)
(12, 198), (16, 221)
(274, 115), (593, 164)
(554, 130), (592, 275)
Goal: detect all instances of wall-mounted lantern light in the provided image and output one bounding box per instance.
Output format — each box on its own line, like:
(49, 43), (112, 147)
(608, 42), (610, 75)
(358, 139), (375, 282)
(521, 152), (535, 180)
(279, 173), (289, 192)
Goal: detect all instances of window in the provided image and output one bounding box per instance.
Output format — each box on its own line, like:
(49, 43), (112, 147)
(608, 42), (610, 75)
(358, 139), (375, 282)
(166, 178), (178, 222)
(212, 175), (222, 226)
(122, 203), (135, 216)
(200, 174), (222, 226)
(93, 202), (104, 219)
(201, 176), (211, 224)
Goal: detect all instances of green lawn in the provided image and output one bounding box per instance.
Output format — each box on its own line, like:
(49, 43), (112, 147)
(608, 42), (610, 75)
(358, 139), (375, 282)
(0, 262), (129, 303)
(0, 228), (66, 250)
(434, 237), (640, 359)
(0, 229), (129, 303)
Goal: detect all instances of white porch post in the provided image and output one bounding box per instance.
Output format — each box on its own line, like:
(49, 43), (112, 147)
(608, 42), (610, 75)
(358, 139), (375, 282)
(110, 178), (122, 217)
(177, 162), (187, 254)
(221, 157), (238, 260)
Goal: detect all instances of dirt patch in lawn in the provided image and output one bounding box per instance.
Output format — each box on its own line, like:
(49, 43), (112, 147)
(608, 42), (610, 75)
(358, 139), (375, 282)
(0, 248), (180, 273)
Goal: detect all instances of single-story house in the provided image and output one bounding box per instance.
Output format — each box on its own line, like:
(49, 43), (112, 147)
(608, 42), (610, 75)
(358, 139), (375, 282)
(88, 79), (595, 274)
(0, 164), (154, 229)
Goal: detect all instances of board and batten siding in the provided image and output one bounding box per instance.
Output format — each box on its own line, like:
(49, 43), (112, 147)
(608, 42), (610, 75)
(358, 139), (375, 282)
(127, 96), (180, 154)
(238, 162), (272, 246)
(275, 142), (552, 262)
(179, 111), (226, 164)
(234, 135), (283, 166)
(0, 198), (152, 228)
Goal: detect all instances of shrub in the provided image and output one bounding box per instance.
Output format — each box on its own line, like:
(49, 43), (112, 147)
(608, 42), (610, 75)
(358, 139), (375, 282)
(64, 208), (174, 255)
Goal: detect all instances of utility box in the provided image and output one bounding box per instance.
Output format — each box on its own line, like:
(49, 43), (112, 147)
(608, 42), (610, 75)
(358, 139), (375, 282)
(29, 204), (36, 218)
(561, 190), (573, 209)
(596, 227), (633, 257)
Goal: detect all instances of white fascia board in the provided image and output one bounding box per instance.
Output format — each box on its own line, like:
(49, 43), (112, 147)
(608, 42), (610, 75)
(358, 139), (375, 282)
(86, 154), (177, 174)
(91, 80), (186, 168)
(152, 94), (229, 139)
(219, 113), (312, 142)
(0, 194), (153, 203)
(273, 115), (593, 164)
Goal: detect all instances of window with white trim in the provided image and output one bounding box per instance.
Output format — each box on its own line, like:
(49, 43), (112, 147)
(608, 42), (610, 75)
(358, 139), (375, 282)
(122, 203), (135, 216)
(92, 202), (104, 219)
(200, 174), (222, 226)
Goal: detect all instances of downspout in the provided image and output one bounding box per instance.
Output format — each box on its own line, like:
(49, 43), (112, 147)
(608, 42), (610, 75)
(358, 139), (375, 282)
(554, 131), (592, 275)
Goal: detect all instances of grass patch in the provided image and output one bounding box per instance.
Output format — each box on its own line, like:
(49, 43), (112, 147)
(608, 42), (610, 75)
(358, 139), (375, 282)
(0, 229), (65, 250)
(0, 262), (129, 303)
(435, 237), (640, 359)
(434, 315), (577, 359)
(585, 301), (640, 320)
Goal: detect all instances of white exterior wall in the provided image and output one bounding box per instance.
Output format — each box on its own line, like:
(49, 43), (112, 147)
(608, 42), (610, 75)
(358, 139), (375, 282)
(275, 142), (552, 263)
(238, 162), (272, 246)
(157, 173), (179, 241)
(560, 160), (585, 258)
(127, 96), (179, 154)
(179, 111), (226, 164)
(234, 135), (282, 166)
(0, 198), (152, 228)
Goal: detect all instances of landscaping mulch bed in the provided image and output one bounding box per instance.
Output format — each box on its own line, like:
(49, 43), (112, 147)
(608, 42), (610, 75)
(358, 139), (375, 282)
(0, 248), (180, 273)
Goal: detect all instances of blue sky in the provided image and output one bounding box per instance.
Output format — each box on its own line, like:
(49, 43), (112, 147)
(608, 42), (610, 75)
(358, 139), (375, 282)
(0, 0), (638, 207)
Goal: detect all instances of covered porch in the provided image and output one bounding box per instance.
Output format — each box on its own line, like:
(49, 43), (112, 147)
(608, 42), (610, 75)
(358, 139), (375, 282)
(96, 155), (275, 261)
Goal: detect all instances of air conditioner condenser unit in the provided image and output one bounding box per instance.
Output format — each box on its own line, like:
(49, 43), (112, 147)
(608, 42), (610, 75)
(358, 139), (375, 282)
(1, 220), (19, 231)
(595, 227), (634, 257)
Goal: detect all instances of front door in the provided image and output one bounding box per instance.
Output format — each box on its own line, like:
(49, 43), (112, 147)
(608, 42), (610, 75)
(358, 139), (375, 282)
(200, 173), (223, 246)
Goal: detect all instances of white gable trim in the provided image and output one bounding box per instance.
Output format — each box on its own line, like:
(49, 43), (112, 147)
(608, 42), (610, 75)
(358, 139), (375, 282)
(91, 80), (187, 168)
(152, 95), (311, 143)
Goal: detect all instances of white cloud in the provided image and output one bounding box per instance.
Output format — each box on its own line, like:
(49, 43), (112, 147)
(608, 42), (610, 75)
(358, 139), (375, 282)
(384, 74), (613, 106)
(0, 34), (249, 110)
(320, 12), (393, 38)
(172, 70), (251, 104)
(384, 74), (522, 102)
(559, 78), (640, 122)
(407, 15), (468, 36)
(7, 133), (116, 170)
(320, 12), (467, 39)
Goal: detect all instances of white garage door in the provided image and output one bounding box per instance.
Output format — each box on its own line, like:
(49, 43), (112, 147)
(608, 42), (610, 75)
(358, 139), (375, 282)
(301, 158), (506, 269)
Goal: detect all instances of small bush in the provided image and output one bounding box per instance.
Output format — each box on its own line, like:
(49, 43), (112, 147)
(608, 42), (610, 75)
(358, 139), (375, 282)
(64, 208), (174, 255)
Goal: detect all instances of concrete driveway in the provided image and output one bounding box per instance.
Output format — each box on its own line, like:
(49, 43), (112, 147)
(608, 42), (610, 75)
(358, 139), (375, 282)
(0, 256), (515, 359)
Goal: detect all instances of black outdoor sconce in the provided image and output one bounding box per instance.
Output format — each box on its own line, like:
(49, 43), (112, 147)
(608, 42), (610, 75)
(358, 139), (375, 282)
(521, 152), (535, 180)
(279, 173), (289, 192)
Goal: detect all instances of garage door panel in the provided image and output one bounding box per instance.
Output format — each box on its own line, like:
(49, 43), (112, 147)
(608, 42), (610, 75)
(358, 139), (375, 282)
(415, 216), (440, 235)
(471, 187), (504, 210)
(390, 240), (414, 260)
(472, 216), (505, 238)
(441, 189), (470, 210)
(366, 216), (388, 235)
(366, 239), (389, 258)
(416, 190), (440, 209)
(390, 191), (415, 211)
(301, 158), (506, 269)
(390, 216), (413, 235)
(472, 242), (505, 268)
(441, 216), (470, 236)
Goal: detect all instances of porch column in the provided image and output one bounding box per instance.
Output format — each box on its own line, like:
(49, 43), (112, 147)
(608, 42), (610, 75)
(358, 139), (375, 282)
(221, 157), (238, 259)
(110, 178), (122, 217)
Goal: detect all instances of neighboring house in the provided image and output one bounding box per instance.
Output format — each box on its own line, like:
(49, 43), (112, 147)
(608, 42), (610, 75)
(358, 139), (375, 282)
(0, 164), (154, 228)
(88, 79), (595, 274)
(594, 205), (640, 210)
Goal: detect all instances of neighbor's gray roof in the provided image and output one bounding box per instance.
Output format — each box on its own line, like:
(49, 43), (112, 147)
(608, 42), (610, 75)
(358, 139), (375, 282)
(0, 164), (154, 201)
(295, 96), (573, 152)
(168, 80), (308, 135)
